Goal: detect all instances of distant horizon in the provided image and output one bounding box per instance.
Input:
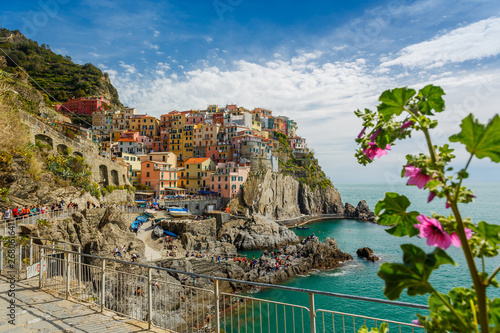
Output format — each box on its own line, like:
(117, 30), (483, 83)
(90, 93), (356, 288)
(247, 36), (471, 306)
(2, 0), (500, 183)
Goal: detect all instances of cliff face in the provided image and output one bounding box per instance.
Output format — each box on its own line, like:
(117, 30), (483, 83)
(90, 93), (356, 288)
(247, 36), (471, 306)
(232, 170), (344, 220)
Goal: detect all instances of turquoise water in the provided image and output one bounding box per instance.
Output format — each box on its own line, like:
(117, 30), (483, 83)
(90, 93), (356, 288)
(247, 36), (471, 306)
(239, 183), (500, 328)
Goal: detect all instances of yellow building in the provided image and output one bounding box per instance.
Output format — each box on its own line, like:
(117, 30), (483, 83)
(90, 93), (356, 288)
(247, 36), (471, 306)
(251, 113), (262, 131)
(193, 124), (221, 148)
(115, 152), (142, 186)
(181, 157), (216, 194)
(129, 116), (160, 138)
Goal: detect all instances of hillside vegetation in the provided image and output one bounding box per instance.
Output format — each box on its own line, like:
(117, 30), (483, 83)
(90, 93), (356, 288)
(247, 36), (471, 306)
(0, 28), (122, 108)
(275, 132), (332, 189)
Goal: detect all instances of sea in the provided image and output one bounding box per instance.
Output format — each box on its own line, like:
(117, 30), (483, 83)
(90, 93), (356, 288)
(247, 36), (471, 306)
(236, 183), (500, 329)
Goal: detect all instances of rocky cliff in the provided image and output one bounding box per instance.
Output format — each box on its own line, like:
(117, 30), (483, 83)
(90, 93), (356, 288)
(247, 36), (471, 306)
(219, 214), (299, 250)
(230, 170), (344, 220)
(20, 207), (145, 259)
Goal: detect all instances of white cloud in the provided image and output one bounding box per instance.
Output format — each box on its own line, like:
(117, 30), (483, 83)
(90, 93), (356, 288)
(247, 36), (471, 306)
(118, 61), (137, 74)
(144, 40), (160, 50)
(206, 36), (213, 42)
(89, 52), (100, 58)
(153, 30), (160, 38)
(381, 17), (500, 68)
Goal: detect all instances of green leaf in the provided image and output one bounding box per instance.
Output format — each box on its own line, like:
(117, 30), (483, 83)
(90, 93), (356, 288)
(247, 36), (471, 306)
(449, 114), (500, 162)
(378, 244), (455, 300)
(470, 221), (500, 257)
(416, 85), (445, 114)
(377, 87), (416, 121)
(374, 192), (420, 237)
(489, 298), (500, 327)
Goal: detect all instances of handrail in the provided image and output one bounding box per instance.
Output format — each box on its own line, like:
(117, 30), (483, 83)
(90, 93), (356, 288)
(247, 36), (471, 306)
(41, 245), (429, 310)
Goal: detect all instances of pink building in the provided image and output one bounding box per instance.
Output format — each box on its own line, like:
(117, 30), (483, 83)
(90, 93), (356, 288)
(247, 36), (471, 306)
(210, 162), (250, 198)
(120, 131), (152, 150)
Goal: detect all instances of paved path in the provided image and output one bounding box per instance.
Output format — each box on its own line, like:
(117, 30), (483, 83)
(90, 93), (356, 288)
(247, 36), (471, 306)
(136, 223), (163, 262)
(0, 276), (165, 332)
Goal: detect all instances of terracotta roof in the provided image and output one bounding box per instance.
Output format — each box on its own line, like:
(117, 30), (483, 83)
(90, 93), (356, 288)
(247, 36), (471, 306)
(185, 157), (211, 164)
(118, 138), (139, 143)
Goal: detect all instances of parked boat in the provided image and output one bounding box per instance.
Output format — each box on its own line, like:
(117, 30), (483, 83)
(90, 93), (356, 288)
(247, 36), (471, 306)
(295, 225), (309, 230)
(166, 206), (191, 217)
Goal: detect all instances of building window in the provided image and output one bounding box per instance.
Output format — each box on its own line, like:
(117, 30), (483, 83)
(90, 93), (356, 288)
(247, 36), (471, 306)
(146, 172), (150, 177)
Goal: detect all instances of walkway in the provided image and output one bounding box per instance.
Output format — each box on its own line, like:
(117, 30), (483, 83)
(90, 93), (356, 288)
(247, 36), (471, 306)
(0, 276), (164, 332)
(136, 222), (163, 262)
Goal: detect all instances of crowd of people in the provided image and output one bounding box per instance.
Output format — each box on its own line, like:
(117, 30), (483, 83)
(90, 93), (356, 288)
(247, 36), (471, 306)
(2, 200), (78, 220)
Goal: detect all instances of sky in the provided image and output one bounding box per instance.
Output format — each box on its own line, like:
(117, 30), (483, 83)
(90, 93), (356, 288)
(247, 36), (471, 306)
(2, 0), (500, 185)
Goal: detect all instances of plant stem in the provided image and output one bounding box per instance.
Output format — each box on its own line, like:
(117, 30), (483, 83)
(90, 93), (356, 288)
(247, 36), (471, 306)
(454, 154), (474, 203)
(487, 264), (500, 285)
(420, 126), (488, 332)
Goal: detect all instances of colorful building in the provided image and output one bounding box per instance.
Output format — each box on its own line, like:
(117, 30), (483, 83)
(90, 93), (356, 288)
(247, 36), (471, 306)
(55, 96), (110, 116)
(140, 160), (180, 198)
(182, 157), (216, 194)
(210, 162), (250, 198)
(117, 138), (148, 155)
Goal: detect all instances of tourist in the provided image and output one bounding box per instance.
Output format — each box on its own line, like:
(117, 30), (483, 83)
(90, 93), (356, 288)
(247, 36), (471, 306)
(4, 207), (12, 220)
(131, 253), (138, 262)
(121, 245), (127, 254)
(136, 287), (144, 297)
(113, 247), (122, 257)
(153, 281), (160, 290)
(12, 206), (19, 219)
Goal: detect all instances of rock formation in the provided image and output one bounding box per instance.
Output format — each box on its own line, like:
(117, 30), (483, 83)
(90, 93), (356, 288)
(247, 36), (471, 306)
(157, 236), (353, 291)
(344, 200), (376, 222)
(20, 206), (145, 260)
(231, 170), (344, 220)
(218, 214), (299, 250)
(356, 247), (380, 262)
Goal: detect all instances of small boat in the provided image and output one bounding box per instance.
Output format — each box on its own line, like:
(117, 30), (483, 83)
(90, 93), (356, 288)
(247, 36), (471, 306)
(164, 230), (178, 237)
(168, 208), (191, 217)
(295, 226), (309, 230)
(142, 212), (154, 218)
(153, 218), (165, 223)
(136, 216), (148, 223)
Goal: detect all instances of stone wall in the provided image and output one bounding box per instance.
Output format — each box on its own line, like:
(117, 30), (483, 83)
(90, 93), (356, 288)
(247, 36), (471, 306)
(159, 219), (216, 238)
(22, 111), (130, 187)
(102, 189), (135, 205)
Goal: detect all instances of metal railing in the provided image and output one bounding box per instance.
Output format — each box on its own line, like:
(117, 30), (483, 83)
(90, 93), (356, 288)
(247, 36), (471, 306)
(33, 246), (427, 333)
(0, 209), (79, 236)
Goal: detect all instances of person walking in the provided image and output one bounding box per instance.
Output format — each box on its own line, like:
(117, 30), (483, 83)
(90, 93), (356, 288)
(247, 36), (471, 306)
(4, 207), (12, 220)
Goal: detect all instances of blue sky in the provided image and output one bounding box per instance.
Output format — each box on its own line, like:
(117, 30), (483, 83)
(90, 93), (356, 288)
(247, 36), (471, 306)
(2, 0), (500, 185)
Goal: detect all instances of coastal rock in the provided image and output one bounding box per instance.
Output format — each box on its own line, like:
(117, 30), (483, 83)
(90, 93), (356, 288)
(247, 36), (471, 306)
(356, 247), (380, 262)
(160, 236), (353, 292)
(344, 203), (356, 218)
(20, 206), (146, 260)
(219, 214), (299, 250)
(232, 170), (343, 220)
(344, 200), (376, 222)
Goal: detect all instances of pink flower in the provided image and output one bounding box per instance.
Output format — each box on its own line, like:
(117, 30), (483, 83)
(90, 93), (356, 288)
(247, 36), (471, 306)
(428, 192), (436, 203)
(357, 126), (367, 139)
(445, 201), (450, 209)
(411, 319), (421, 326)
(404, 165), (432, 189)
(450, 229), (472, 247)
(415, 215), (452, 249)
(401, 120), (414, 129)
(370, 128), (381, 141)
(363, 142), (389, 160)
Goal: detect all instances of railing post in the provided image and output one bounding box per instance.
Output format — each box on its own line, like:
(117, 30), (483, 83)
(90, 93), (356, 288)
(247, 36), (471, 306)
(78, 246), (81, 287)
(214, 279), (221, 333)
(65, 250), (70, 300)
(147, 267), (153, 329)
(309, 293), (316, 333)
(29, 238), (33, 266)
(0, 240), (3, 273)
(101, 259), (106, 312)
(18, 244), (23, 281)
(39, 247), (44, 288)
